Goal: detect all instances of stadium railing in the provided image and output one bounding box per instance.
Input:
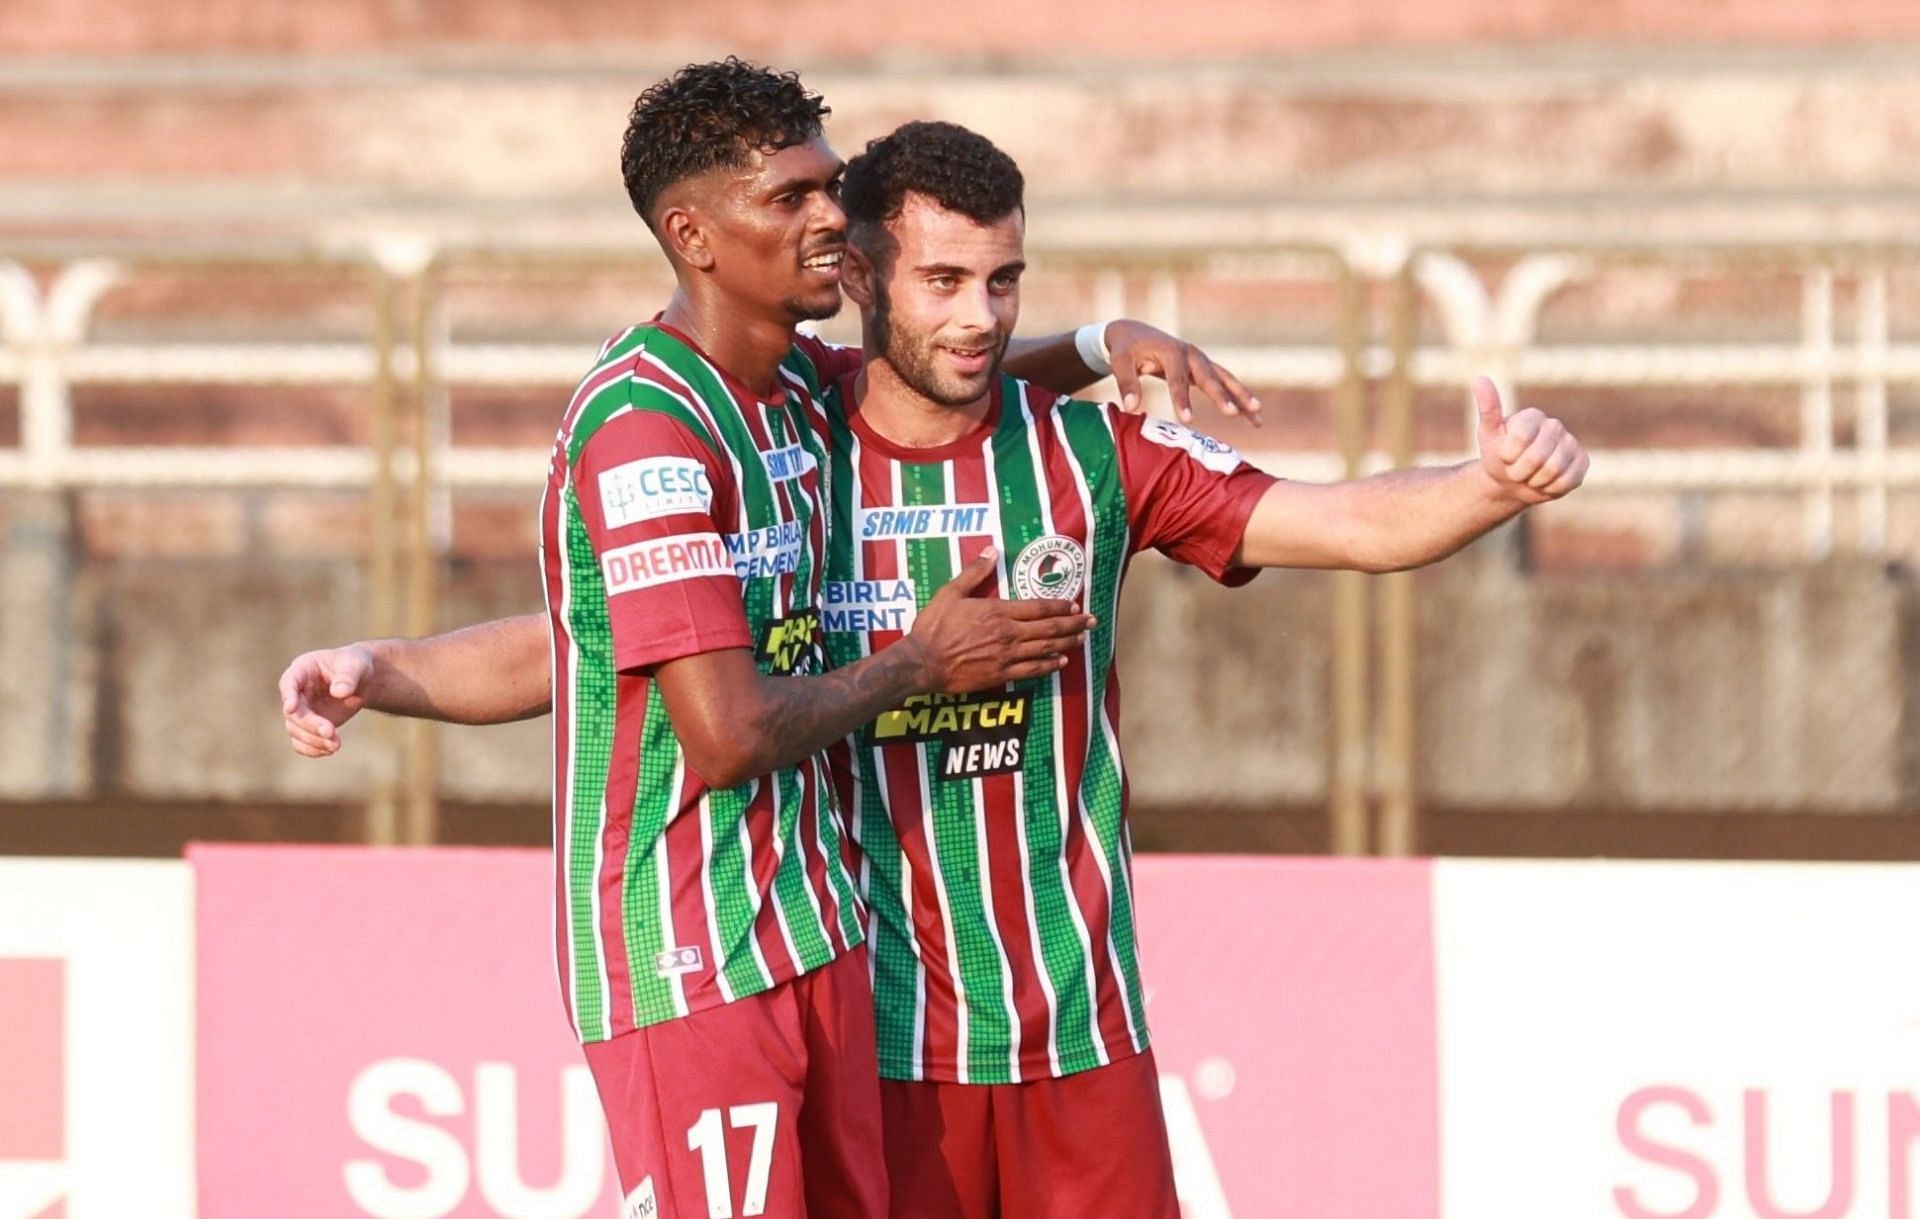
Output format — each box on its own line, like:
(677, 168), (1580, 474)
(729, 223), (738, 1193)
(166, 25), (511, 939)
(2, 237), (1914, 853)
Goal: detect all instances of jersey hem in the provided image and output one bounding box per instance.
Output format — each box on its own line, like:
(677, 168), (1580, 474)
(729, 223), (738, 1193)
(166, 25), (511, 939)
(878, 1031), (1153, 1085)
(572, 925), (866, 1046)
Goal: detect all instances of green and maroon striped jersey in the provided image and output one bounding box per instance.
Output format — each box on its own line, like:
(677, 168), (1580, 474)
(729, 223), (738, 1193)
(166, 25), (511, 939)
(538, 323), (864, 1044)
(815, 369), (1277, 1083)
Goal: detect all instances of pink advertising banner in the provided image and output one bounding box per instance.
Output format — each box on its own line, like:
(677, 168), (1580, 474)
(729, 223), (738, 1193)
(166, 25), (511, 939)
(192, 845), (620, 1219)
(1133, 857), (1440, 1219)
(192, 846), (1440, 1219)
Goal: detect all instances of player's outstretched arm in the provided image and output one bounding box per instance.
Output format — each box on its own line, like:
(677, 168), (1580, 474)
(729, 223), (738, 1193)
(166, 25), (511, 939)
(279, 613), (550, 757)
(1232, 377), (1589, 573)
(1005, 320), (1262, 425)
(655, 549), (1092, 790)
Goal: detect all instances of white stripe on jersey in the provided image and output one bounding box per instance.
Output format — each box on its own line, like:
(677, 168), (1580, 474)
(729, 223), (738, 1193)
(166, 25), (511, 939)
(1015, 388), (1109, 1072)
(989, 419), (1069, 1080)
(698, 777), (739, 1007)
(952, 451), (1024, 1082)
(1051, 404), (1144, 1053)
(661, 755), (692, 1019)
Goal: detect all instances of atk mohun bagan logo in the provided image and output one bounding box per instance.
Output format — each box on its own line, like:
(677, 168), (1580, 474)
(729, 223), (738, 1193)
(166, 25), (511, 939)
(1011, 534), (1087, 601)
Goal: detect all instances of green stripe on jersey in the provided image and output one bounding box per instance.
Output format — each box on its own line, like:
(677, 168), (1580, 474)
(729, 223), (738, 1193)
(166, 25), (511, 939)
(1054, 405), (1149, 1044)
(822, 412), (925, 1079)
(990, 394), (1102, 1076)
(560, 489), (612, 1042)
(625, 683), (684, 1025)
(900, 459), (1017, 1083)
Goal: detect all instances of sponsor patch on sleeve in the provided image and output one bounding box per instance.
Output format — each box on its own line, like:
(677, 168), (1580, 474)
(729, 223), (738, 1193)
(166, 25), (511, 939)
(598, 457), (713, 528)
(1141, 417), (1244, 475)
(600, 533), (734, 595)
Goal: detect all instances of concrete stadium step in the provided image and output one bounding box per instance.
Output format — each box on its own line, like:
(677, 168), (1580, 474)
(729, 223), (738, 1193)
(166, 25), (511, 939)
(7, 0), (1920, 57)
(7, 50), (1920, 220)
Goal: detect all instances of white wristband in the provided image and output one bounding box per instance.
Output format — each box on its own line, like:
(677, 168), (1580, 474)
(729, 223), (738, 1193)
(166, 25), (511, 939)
(1074, 320), (1116, 377)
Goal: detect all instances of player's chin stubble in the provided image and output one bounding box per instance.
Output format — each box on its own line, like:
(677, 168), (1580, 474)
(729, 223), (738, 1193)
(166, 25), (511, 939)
(874, 291), (1002, 409)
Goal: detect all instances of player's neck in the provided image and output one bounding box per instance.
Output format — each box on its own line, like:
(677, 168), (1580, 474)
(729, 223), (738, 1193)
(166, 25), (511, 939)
(853, 358), (991, 449)
(659, 290), (796, 400)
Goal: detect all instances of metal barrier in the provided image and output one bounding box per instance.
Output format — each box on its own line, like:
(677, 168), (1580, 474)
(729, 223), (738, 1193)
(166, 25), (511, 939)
(2, 239), (1916, 853)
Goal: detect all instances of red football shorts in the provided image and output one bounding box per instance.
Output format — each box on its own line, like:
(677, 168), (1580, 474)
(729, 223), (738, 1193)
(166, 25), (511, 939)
(878, 1047), (1179, 1219)
(582, 947), (887, 1219)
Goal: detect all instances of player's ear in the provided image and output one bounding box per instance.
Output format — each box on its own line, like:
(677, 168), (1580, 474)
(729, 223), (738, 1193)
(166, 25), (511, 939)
(841, 245), (877, 308)
(658, 203), (714, 271)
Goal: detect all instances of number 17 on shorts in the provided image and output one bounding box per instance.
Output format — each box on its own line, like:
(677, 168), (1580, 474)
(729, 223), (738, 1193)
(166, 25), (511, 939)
(582, 951), (888, 1219)
(686, 1104), (780, 1218)
(586, 1021), (805, 1219)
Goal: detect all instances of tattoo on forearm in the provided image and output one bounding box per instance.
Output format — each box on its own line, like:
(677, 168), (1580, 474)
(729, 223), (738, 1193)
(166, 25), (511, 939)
(745, 645), (922, 775)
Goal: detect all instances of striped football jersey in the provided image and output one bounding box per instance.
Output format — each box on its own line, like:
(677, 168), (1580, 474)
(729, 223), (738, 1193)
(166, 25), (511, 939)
(539, 323), (864, 1044)
(814, 368), (1276, 1083)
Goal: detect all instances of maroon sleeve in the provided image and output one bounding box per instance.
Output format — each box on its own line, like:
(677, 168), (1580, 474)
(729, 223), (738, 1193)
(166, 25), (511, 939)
(791, 332), (866, 384)
(573, 409), (752, 672)
(1112, 409), (1278, 586)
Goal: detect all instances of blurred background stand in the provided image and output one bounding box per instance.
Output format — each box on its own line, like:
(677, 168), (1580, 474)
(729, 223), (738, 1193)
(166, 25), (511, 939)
(3, 0), (1920, 860)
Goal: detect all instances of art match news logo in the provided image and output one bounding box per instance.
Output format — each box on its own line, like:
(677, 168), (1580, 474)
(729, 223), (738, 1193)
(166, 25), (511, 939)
(0, 958), (68, 1219)
(872, 690), (1033, 779)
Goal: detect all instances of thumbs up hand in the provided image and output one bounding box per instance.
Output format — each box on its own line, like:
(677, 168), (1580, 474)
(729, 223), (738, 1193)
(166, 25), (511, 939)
(1473, 376), (1590, 505)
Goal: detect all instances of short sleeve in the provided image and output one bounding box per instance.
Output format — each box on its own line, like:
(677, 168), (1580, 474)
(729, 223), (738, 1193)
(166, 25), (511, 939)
(791, 332), (865, 385)
(574, 406), (752, 672)
(1113, 411), (1278, 585)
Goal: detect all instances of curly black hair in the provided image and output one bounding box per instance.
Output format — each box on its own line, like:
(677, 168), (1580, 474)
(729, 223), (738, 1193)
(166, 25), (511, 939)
(842, 121), (1025, 247)
(619, 58), (831, 225)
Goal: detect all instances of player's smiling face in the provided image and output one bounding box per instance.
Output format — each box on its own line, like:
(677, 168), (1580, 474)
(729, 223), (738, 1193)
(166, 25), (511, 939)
(858, 193), (1025, 408)
(699, 135), (849, 325)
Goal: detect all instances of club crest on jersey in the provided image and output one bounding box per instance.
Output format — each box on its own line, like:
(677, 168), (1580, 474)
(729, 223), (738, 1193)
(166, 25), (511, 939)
(756, 608), (820, 677)
(1011, 534), (1087, 601)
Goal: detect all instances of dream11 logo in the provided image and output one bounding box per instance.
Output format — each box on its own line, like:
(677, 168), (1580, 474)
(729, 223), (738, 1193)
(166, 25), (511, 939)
(0, 959), (67, 1219)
